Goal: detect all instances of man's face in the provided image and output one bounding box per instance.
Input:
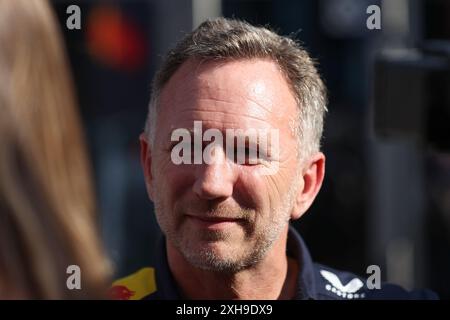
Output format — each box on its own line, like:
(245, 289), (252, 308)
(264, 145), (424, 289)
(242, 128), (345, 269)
(145, 58), (304, 272)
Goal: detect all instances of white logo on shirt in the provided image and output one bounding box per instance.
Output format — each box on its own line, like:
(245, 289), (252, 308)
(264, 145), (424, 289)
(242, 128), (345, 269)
(320, 269), (365, 299)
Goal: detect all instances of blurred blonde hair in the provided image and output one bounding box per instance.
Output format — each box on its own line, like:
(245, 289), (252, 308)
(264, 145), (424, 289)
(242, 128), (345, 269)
(0, 0), (110, 298)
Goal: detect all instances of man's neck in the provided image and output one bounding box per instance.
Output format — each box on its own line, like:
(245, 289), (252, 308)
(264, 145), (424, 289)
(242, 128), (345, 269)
(166, 229), (298, 300)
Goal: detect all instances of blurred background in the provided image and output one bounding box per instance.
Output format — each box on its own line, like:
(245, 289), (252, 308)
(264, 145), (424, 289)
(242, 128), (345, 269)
(50, 0), (449, 298)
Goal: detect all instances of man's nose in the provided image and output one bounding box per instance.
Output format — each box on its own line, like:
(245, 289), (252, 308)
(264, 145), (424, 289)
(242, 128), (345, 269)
(192, 150), (235, 200)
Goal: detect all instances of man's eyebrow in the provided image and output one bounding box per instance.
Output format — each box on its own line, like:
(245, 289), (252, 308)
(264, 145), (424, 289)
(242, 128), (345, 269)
(230, 134), (279, 158)
(167, 127), (275, 144)
(167, 127), (214, 144)
(168, 127), (195, 138)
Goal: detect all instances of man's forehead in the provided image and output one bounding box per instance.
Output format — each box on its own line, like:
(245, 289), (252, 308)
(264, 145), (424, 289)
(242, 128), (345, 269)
(158, 58), (298, 123)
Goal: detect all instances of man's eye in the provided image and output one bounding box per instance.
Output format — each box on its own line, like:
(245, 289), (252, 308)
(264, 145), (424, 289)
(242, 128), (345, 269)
(234, 147), (259, 165)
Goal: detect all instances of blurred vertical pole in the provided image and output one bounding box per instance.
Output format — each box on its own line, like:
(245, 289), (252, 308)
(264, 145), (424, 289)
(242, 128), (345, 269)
(192, 0), (222, 29)
(149, 0), (221, 65)
(149, 0), (192, 67)
(368, 0), (425, 289)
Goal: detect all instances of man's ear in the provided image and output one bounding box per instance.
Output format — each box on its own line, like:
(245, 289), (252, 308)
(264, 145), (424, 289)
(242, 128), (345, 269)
(291, 152), (325, 220)
(139, 133), (155, 201)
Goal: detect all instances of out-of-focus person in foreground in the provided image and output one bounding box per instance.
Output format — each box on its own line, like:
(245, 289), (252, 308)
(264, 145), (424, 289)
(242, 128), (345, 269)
(0, 0), (110, 299)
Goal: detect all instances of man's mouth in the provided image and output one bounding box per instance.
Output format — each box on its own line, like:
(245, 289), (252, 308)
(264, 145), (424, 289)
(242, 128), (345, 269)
(186, 214), (243, 230)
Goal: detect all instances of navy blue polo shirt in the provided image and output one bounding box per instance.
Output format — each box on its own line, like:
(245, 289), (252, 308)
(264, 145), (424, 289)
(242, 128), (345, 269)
(112, 226), (438, 300)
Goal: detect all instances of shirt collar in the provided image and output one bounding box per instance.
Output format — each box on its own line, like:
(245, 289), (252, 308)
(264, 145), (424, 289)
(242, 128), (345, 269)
(287, 225), (317, 300)
(153, 236), (182, 299)
(153, 225), (317, 300)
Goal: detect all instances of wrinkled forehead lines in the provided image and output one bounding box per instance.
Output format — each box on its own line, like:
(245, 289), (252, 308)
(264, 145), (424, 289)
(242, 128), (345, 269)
(161, 58), (295, 104)
(157, 58), (299, 139)
(193, 59), (291, 104)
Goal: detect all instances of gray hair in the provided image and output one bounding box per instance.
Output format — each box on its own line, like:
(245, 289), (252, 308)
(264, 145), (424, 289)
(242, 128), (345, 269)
(145, 17), (327, 159)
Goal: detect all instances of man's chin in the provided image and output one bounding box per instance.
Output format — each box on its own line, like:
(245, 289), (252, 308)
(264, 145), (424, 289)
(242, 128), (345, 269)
(180, 241), (246, 272)
(184, 237), (234, 257)
(184, 253), (245, 273)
